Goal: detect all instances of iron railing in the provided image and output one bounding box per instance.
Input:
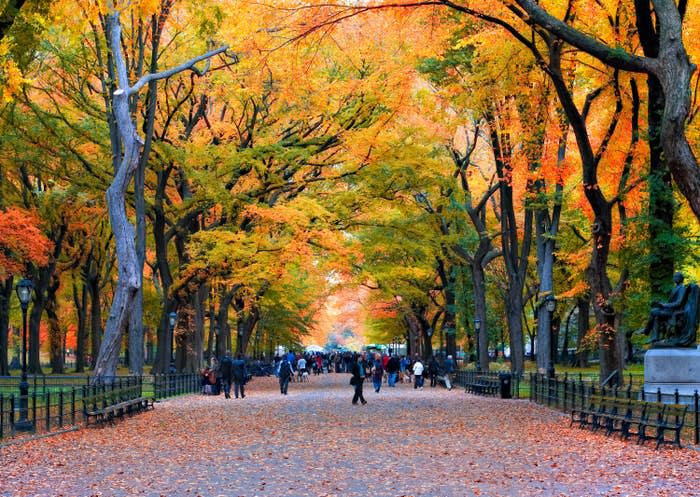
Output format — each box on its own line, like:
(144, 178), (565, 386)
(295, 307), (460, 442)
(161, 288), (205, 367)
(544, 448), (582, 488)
(529, 372), (700, 446)
(0, 373), (201, 442)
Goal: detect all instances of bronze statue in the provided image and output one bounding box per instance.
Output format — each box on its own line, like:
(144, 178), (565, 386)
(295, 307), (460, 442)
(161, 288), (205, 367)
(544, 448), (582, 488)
(642, 272), (699, 348)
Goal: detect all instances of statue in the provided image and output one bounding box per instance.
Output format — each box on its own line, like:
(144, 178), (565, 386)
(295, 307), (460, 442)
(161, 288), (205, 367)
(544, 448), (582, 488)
(642, 272), (699, 348)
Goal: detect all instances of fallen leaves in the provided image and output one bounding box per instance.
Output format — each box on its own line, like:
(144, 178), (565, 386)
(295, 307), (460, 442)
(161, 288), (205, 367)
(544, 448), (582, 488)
(0, 374), (699, 496)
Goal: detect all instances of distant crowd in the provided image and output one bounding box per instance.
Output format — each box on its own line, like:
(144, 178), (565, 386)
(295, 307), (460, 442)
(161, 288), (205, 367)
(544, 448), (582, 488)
(200, 350), (456, 400)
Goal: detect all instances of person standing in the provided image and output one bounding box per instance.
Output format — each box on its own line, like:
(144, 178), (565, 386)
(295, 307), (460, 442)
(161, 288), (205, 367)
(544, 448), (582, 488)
(350, 353), (367, 405)
(219, 351), (234, 399)
(231, 354), (248, 399)
(278, 355), (294, 395)
(386, 354), (400, 387)
(412, 355), (424, 390)
(428, 355), (440, 388)
(372, 353), (384, 393)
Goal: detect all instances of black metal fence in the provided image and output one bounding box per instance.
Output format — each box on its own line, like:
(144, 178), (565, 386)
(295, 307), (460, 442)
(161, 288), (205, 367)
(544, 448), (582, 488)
(0, 373), (201, 442)
(529, 372), (700, 446)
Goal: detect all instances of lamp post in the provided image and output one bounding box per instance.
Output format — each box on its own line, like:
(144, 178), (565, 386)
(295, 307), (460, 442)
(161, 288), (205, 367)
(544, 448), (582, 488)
(15, 278), (34, 432)
(544, 295), (557, 377)
(168, 311), (177, 372)
(474, 318), (481, 372)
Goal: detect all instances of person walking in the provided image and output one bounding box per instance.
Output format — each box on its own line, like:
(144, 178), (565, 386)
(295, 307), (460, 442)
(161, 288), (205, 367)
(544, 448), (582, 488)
(428, 355), (440, 388)
(372, 353), (384, 393)
(231, 354), (248, 399)
(219, 351), (233, 399)
(278, 355), (294, 395)
(350, 353), (367, 405)
(412, 355), (424, 390)
(386, 354), (400, 387)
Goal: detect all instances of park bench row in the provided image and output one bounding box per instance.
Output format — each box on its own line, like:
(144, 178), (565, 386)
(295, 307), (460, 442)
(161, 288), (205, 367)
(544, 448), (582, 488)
(83, 384), (154, 427)
(464, 375), (500, 396)
(571, 395), (687, 449)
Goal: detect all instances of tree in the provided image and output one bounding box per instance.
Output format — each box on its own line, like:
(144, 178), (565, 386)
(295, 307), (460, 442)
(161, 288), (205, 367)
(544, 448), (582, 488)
(90, 4), (228, 383)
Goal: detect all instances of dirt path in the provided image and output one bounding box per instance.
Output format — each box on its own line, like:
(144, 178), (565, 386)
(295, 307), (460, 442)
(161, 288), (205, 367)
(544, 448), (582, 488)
(1, 373), (698, 497)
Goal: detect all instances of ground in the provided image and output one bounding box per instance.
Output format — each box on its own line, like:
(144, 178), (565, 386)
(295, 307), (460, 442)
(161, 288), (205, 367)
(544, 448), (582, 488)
(1, 374), (698, 497)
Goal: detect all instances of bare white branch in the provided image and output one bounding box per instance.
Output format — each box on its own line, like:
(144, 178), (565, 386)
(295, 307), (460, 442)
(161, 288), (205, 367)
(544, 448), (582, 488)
(128, 45), (231, 95)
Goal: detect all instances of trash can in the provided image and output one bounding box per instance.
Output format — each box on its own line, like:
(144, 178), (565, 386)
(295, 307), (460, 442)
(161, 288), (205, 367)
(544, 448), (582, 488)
(499, 373), (512, 399)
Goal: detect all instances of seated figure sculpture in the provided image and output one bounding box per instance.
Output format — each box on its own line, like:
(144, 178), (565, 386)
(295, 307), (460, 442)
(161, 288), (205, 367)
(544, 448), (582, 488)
(642, 272), (699, 348)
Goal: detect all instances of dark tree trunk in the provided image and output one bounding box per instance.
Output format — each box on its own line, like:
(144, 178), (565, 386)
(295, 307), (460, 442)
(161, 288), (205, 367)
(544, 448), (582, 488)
(0, 276), (14, 376)
(45, 273), (64, 374)
(88, 274), (102, 369)
(635, 2), (676, 301)
(575, 297), (590, 368)
(0, 277), (13, 375)
(72, 278), (88, 372)
(234, 296), (259, 356)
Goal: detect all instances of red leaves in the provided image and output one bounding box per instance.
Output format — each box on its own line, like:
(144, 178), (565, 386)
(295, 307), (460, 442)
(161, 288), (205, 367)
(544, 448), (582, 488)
(0, 207), (53, 279)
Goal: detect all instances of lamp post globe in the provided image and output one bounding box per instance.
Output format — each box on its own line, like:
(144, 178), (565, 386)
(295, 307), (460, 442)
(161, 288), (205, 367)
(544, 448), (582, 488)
(15, 278), (34, 432)
(545, 296), (557, 313)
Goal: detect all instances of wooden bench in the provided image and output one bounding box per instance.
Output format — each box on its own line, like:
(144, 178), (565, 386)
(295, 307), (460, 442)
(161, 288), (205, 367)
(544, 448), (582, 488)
(638, 402), (688, 449)
(465, 375), (499, 396)
(83, 384), (154, 427)
(571, 396), (688, 449)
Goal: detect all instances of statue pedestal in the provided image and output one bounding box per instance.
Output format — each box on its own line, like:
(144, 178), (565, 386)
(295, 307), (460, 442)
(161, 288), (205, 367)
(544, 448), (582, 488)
(644, 348), (700, 402)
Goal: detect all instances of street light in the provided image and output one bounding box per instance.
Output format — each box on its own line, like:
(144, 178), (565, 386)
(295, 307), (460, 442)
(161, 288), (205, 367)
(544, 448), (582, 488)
(15, 278), (34, 432)
(168, 311), (177, 372)
(545, 295), (557, 313)
(474, 318), (481, 372)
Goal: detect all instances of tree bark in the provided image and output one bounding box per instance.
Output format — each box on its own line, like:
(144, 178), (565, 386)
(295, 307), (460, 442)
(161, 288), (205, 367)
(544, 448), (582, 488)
(508, 0), (700, 222)
(0, 277), (13, 375)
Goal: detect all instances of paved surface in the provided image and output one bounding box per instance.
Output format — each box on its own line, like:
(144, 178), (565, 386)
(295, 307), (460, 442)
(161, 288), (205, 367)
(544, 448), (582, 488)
(1, 373), (699, 496)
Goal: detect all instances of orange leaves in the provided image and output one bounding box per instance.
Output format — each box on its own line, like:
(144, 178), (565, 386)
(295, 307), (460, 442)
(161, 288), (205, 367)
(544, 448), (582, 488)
(0, 207), (53, 280)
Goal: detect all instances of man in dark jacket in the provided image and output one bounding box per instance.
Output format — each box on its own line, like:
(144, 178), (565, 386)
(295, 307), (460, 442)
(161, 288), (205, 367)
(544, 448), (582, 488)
(350, 353), (367, 405)
(231, 354), (248, 399)
(219, 352), (233, 399)
(386, 354), (400, 387)
(278, 356), (294, 395)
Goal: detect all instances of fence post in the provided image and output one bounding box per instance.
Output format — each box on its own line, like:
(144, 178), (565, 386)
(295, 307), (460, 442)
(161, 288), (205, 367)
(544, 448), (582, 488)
(9, 393), (15, 428)
(71, 388), (76, 425)
(675, 388), (680, 405)
(45, 391), (51, 432)
(58, 390), (64, 428)
(0, 394), (4, 439)
(31, 391), (37, 428)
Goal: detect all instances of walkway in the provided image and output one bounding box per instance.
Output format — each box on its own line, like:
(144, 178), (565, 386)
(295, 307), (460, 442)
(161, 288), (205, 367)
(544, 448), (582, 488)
(1, 374), (699, 497)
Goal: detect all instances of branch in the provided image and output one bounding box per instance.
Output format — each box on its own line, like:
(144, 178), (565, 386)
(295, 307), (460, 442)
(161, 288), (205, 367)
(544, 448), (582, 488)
(128, 46), (232, 95)
(511, 0), (652, 73)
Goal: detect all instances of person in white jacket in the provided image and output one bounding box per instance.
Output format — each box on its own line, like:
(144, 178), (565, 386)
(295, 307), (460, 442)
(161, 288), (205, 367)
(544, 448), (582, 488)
(412, 356), (424, 390)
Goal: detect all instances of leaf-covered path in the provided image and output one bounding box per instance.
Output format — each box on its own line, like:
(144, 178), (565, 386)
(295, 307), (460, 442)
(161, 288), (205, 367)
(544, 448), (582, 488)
(1, 373), (699, 497)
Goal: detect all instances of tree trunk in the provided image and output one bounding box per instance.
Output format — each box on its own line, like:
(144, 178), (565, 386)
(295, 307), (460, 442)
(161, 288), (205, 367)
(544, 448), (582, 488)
(0, 277), (13, 375)
(471, 263), (489, 371)
(92, 15), (144, 384)
(72, 277), (88, 372)
(575, 297), (590, 368)
(88, 274), (102, 369)
(635, 2), (676, 301)
(44, 272), (64, 374)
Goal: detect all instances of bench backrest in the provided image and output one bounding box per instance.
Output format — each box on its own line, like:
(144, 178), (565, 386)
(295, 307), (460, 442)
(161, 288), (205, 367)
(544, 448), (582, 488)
(662, 404), (688, 427)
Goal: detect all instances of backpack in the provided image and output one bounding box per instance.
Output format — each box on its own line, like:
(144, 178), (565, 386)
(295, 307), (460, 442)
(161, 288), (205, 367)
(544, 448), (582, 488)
(279, 360), (292, 378)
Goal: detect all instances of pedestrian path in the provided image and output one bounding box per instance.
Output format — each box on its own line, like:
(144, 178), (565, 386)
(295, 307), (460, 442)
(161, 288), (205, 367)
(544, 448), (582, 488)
(1, 373), (698, 496)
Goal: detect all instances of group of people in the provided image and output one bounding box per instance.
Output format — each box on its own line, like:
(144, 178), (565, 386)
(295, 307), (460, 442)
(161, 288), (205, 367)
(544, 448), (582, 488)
(201, 349), (456, 403)
(348, 352), (456, 405)
(200, 352), (250, 399)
